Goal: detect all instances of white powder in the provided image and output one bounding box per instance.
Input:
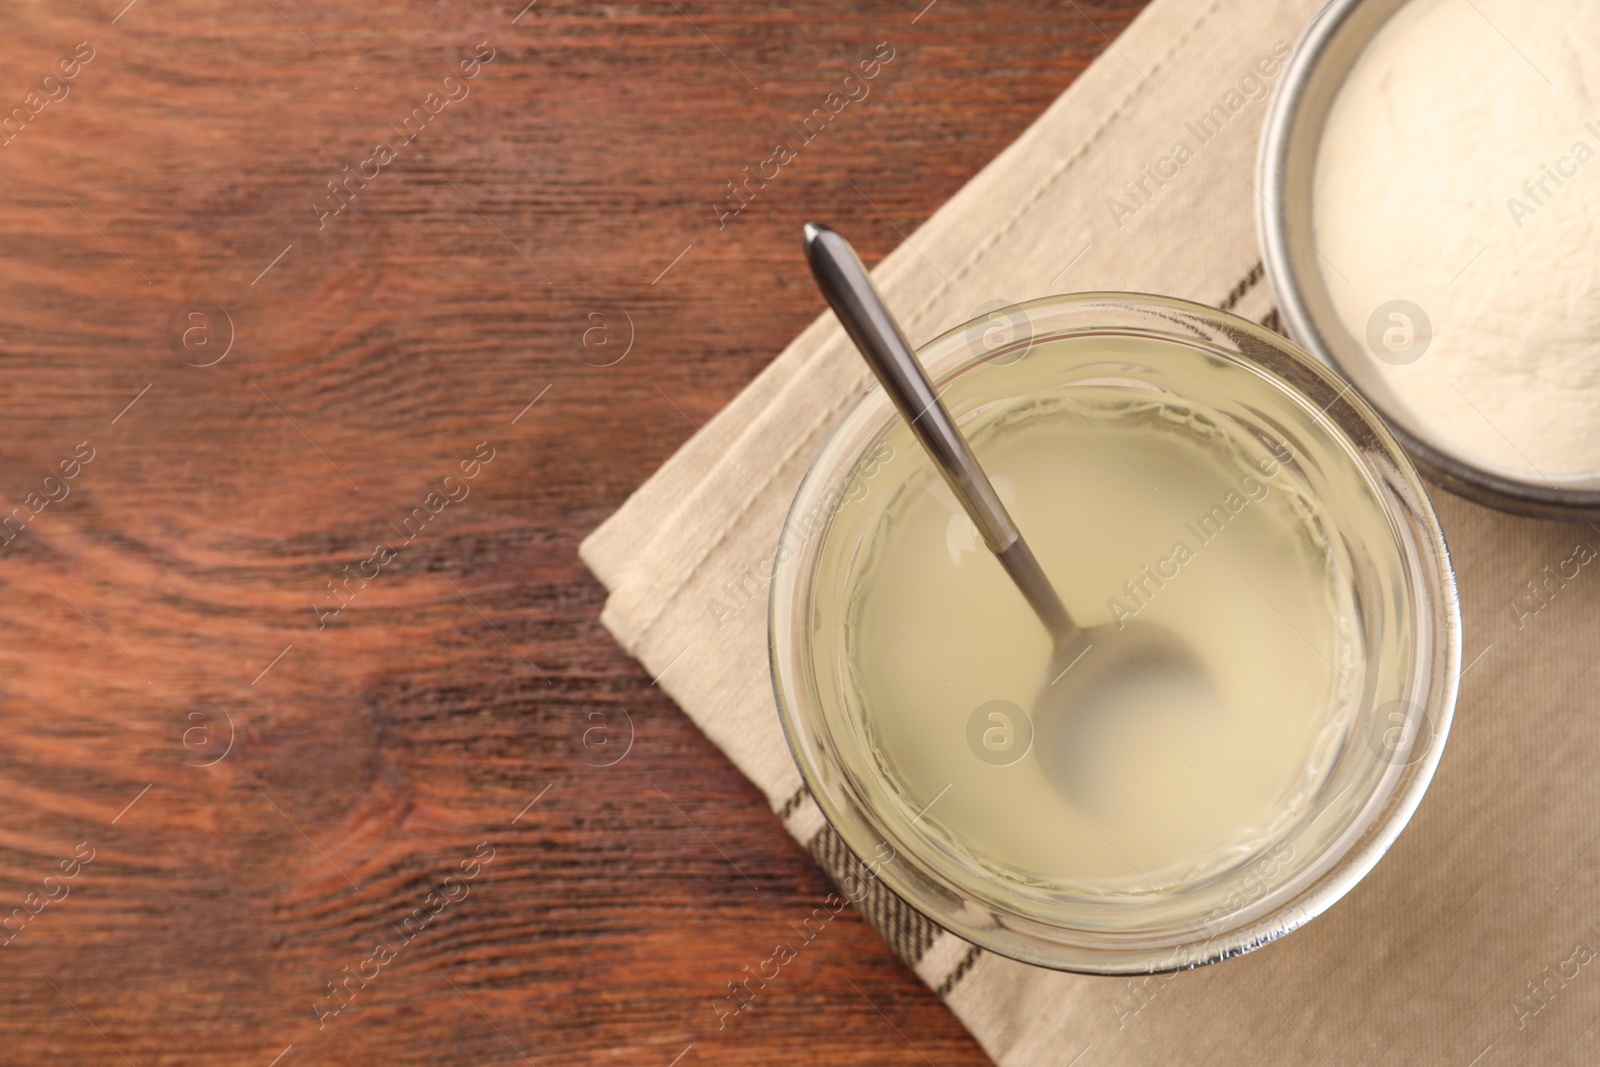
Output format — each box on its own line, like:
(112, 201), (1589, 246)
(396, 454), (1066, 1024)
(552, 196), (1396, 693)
(1315, 0), (1600, 480)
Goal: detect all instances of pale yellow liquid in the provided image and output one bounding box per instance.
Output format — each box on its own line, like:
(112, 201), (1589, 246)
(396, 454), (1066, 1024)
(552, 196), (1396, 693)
(842, 345), (1360, 890)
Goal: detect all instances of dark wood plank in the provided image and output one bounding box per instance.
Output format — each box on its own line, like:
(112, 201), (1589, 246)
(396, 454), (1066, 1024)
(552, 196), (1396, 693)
(0, 1), (1148, 1062)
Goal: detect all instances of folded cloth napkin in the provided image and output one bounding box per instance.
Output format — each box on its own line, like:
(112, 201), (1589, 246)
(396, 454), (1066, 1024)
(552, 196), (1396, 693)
(583, 0), (1600, 1061)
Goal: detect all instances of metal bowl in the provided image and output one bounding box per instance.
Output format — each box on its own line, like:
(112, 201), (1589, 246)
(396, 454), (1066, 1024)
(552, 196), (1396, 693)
(1257, 0), (1600, 520)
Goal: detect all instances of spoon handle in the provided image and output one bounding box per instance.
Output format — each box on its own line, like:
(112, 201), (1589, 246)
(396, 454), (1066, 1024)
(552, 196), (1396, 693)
(803, 222), (1078, 644)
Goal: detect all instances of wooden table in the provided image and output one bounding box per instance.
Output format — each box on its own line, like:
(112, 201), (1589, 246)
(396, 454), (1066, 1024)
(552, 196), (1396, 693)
(0, 1), (1146, 1062)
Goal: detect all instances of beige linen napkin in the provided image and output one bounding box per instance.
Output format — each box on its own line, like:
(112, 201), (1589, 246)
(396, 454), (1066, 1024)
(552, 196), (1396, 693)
(582, 0), (1600, 1062)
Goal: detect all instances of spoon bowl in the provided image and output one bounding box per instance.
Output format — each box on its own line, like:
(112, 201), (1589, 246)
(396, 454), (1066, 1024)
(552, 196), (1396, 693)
(1034, 621), (1215, 814)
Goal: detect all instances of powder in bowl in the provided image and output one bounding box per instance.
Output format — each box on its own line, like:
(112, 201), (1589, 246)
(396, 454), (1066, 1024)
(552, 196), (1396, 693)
(1315, 0), (1600, 481)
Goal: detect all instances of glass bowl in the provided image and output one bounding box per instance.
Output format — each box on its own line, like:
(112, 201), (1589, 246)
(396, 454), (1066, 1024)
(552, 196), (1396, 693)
(769, 292), (1460, 974)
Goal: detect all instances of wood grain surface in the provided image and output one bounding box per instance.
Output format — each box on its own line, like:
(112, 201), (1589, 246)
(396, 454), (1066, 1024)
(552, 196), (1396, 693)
(0, 1), (1147, 1063)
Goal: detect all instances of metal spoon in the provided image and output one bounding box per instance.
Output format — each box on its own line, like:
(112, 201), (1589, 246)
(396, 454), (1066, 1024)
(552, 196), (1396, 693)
(803, 222), (1210, 806)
